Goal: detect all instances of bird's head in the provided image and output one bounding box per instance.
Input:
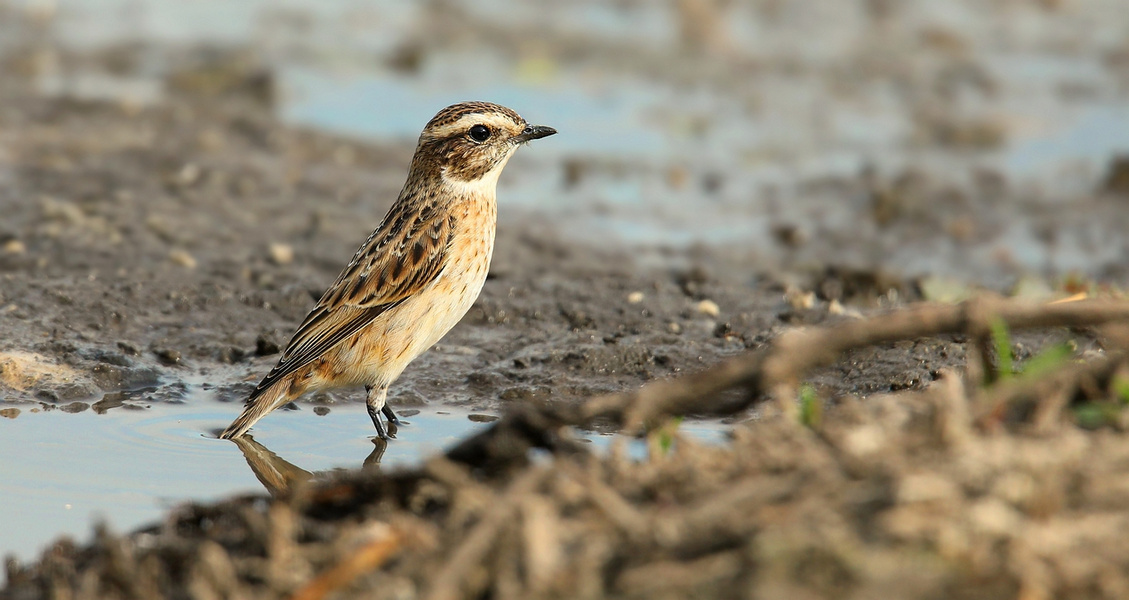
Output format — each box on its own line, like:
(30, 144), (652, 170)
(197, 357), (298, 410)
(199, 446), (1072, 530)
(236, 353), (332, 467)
(412, 101), (556, 190)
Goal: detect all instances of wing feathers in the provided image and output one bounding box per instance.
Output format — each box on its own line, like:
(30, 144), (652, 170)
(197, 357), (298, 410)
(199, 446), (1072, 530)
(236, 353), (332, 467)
(246, 200), (453, 402)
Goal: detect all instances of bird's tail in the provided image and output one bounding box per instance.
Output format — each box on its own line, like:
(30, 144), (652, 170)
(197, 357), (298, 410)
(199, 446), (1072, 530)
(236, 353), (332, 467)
(219, 378), (294, 440)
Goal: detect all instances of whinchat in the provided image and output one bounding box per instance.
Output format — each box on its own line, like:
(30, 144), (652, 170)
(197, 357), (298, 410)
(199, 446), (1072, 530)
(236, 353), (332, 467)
(220, 101), (556, 440)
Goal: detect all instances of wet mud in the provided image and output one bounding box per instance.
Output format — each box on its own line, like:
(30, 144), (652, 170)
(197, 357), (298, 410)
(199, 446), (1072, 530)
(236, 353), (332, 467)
(0, 85), (976, 420)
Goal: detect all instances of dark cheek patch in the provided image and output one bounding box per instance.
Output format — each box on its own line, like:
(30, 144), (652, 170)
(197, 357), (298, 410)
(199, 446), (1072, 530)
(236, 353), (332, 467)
(436, 138), (504, 181)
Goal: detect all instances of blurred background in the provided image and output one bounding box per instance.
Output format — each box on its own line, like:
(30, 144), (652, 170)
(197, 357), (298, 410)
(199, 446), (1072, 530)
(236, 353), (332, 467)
(4, 0), (1129, 287)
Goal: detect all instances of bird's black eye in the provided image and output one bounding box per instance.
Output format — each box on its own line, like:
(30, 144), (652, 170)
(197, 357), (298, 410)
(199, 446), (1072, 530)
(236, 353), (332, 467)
(469, 124), (491, 142)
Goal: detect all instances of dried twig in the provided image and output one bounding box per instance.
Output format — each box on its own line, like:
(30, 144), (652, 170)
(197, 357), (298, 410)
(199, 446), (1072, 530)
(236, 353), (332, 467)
(289, 525), (403, 600)
(423, 466), (551, 600)
(562, 463), (649, 540)
(447, 298), (1129, 467)
(973, 350), (1128, 429)
(756, 297), (1129, 417)
(589, 298), (1129, 430)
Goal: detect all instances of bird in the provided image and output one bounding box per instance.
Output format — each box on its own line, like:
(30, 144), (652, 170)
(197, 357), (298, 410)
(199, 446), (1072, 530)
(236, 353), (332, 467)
(220, 101), (556, 440)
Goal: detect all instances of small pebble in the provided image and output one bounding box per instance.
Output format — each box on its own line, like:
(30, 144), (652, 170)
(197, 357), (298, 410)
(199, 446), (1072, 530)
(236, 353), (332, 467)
(178, 163), (200, 186)
(3, 239), (26, 254)
(668, 322), (682, 334)
(269, 243), (294, 265)
(696, 299), (720, 317)
(256, 334), (282, 356)
(155, 349), (181, 365)
(169, 249), (197, 269)
(828, 299), (863, 319)
(626, 291), (645, 304)
(785, 287), (815, 310)
(313, 406), (331, 416)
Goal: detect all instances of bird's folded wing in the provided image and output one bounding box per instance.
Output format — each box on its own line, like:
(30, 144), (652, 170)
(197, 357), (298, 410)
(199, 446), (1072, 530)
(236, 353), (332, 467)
(247, 203), (454, 401)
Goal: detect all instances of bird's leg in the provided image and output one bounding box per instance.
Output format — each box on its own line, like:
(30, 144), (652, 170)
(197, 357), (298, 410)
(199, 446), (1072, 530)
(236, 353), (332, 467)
(381, 403), (402, 426)
(365, 384), (393, 440)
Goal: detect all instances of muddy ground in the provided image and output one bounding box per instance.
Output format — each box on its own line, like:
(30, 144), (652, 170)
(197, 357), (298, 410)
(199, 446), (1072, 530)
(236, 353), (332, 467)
(5, 1), (1129, 598)
(0, 67), (985, 421)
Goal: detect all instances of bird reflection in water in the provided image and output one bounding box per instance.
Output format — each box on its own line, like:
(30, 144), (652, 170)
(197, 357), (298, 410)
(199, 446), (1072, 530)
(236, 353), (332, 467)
(229, 423), (395, 497)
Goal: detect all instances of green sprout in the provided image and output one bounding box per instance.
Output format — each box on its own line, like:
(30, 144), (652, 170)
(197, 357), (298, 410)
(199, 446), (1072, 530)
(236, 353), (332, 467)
(989, 318), (1014, 380)
(1017, 342), (1073, 378)
(989, 319), (1073, 383)
(1077, 375), (1129, 429)
(1114, 376), (1129, 405)
(1072, 402), (1122, 430)
(799, 384), (822, 429)
(648, 416), (683, 458)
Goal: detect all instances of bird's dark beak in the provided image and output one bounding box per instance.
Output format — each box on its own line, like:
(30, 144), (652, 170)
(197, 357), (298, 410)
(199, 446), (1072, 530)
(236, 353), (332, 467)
(515, 124), (557, 143)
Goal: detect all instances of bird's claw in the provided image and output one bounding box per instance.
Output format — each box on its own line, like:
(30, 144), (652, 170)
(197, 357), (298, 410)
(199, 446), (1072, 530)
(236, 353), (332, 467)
(368, 404), (395, 440)
(381, 404), (403, 426)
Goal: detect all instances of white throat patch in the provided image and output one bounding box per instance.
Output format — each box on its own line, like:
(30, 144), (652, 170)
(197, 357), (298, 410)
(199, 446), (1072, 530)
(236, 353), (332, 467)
(440, 151), (515, 197)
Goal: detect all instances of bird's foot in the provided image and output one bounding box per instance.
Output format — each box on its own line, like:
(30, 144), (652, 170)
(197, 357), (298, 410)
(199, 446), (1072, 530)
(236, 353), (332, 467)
(368, 403), (395, 440)
(381, 404), (404, 427)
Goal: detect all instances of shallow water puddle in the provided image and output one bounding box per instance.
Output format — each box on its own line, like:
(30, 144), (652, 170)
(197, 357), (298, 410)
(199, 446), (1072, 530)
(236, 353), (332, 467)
(0, 402), (480, 564)
(0, 398), (729, 567)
